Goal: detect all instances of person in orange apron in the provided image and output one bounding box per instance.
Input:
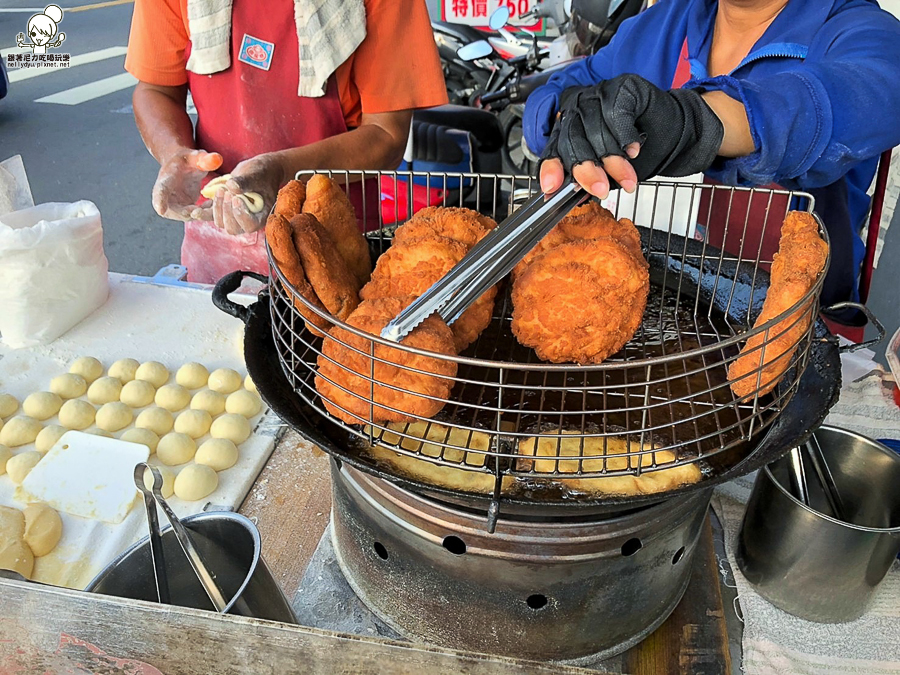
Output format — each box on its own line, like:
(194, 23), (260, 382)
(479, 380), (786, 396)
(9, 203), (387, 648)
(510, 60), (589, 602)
(523, 0), (900, 324)
(125, 0), (448, 284)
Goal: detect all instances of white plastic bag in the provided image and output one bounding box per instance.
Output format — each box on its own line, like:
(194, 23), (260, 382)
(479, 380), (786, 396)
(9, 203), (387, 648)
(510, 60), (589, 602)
(0, 201), (109, 348)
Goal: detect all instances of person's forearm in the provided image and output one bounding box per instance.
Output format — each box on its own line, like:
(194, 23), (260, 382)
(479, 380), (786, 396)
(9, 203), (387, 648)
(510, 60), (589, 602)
(133, 82), (195, 165)
(701, 90), (755, 158)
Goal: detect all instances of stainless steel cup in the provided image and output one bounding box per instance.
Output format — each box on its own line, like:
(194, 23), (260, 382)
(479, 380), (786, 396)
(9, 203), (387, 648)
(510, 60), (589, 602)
(736, 425), (900, 622)
(86, 511), (296, 624)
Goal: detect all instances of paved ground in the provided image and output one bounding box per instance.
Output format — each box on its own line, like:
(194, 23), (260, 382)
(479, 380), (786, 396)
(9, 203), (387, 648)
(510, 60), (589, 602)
(0, 0), (898, 362)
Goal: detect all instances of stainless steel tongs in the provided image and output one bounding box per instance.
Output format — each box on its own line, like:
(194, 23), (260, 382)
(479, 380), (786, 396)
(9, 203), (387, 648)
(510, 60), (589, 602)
(382, 181), (589, 342)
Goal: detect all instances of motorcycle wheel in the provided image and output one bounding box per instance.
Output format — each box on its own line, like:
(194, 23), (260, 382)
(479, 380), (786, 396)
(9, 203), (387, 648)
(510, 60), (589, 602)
(500, 106), (538, 177)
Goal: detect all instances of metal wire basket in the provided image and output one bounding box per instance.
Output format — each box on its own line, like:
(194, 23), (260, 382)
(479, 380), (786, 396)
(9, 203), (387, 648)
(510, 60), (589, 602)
(268, 170), (828, 492)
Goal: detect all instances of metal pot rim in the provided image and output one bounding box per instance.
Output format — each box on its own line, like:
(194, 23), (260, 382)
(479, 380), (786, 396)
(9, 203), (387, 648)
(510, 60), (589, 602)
(762, 425), (900, 534)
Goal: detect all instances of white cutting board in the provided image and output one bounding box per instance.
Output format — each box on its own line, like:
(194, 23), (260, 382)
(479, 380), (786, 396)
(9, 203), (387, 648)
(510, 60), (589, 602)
(0, 274), (281, 589)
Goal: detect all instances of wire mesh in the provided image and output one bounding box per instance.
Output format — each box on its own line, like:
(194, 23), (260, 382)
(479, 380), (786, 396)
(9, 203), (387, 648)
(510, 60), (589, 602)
(268, 170), (827, 488)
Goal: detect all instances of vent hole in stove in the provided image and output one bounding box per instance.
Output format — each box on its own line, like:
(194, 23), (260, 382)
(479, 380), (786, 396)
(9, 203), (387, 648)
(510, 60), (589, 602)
(672, 546), (686, 565)
(442, 535), (467, 555)
(373, 542), (388, 560)
(526, 594), (548, 610)
(621, 538), (642, 557)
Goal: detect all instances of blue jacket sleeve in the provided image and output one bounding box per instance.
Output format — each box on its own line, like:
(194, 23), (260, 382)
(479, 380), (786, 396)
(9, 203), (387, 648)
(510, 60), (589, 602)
(686, 13), (900, 188)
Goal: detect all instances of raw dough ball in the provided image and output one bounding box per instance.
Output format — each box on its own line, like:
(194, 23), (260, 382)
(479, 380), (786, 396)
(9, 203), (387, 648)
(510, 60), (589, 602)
(23, 504), (62, 557)
(108, 358), (140, 383)
(96, 402), (133, 432)
(0, 445), (10, 474)
(7, 451), (41, 484)
(49, 373), (87, 400)
(0, 416), (42, 447)
(210, 413), (251, 444)
(0, 506), (24, 539)
(208, 368), (242, 395)
(0, 538), (34, 579)
(244, 374), (257, 394)
(120, 379), (156, 408)
(174, 409), (212, 439)
(135, 361), (170, 387)
(174, 464), (219, 501)
(135, 407), (174, 436)
(191, 389), (226, 416)
(87, 376), (123, 405)
(70, 356), (103, 384)
(225, 389), (261, 418)
(156, 432), (196, 466)
(121, 427), (160, 453)
(35, 425), (66, 454)
(143, 464), (175, 498)
(176, 363), (209, 390)
(155, 384), (191, 412)
(58, 400), (95, 430)
(22, 392), (63, 421)
(0, 393), (19, 419)
(195, 438), (239, 471)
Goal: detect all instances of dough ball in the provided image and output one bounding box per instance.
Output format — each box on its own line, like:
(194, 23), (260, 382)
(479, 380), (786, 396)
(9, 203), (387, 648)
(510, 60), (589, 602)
(155, 384), (191, 412)
(174, 464), (219, 501)
(0, 445), (11, 474)
(174, 409), (212, 439)
(96, 402), (133, 432)
(87, 376), (123, 405)
(49, 373), (87, 399)
(121, 427), (160, 453)
(69, 356), (103, 384)
(108, 358), (140, 383)
(156, 432), (196, 466)
(143, 464), (175, 498)
(244, 374), (257, 394)
(210, 413), (251, 445)
(225, 389), (262, 418)
(0, 538), (34, 579)
(35, 425), (66, 454)
(208, 368), (242, 395)
(0, 506), (24, 540)
(0, 393), (19, 419)
(58, 399), (95, 430)
(135, 361), (170, 388)
(120, 379), (156, 408)
(135, 407), (174, 436)
(22, 392), (62, 421)
(176, 363), (209, 390)
(191, 389), (226, 416)
(23, 504), (62, 557)
(195, 438), (239, 471)
(0, 416), (42, 447)
(7, 451), (41, 484)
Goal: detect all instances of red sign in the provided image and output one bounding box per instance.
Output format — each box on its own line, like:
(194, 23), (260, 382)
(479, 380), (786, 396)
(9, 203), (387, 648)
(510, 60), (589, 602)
(441, 0), (544, 34)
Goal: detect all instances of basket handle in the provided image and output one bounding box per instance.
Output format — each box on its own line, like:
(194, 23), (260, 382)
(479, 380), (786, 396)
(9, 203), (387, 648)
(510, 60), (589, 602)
(212, 271), (268, 324)
(823, 301), (886, 353)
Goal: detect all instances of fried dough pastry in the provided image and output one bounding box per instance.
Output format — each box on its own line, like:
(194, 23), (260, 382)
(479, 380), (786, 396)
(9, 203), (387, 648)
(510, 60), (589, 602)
(517, 430), (701, 495)
(315, 297), (458, 424)
(302, 175), (372, 286)
(265, 213), (330, 336)
(512, 238), (650, 364)
(392, 206), (495, 249)
(290, 213), (360, 323)
(274, 179), (306, 219)
(728, 211), (828, 398)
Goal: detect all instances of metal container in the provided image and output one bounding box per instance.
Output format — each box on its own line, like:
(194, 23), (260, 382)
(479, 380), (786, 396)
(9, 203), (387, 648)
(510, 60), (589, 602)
(737, 425), (900, 622)
(330, 461), (713, 663)
(86, 511), (296, 624)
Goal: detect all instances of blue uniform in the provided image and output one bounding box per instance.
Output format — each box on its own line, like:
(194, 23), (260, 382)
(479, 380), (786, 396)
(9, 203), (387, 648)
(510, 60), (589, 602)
(524, 0), (900, 309)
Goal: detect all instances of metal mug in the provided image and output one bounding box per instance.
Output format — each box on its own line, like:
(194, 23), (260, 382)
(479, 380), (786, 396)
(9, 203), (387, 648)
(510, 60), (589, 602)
(86, 511), (296, 624)
(736, 425), (900, 623)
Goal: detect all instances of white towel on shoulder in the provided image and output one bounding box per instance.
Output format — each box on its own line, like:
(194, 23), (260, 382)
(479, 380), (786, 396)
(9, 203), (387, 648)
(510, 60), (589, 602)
(185, 0), (366, 98)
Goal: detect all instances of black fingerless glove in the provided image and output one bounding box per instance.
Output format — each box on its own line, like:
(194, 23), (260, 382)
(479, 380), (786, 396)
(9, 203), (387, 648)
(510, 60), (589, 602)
(541, 74), (725, 182)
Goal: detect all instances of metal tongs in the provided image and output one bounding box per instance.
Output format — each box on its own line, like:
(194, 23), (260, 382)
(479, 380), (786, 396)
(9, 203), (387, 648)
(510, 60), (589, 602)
(788, 433), (846, 521)
(382, 181), (589, 342)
